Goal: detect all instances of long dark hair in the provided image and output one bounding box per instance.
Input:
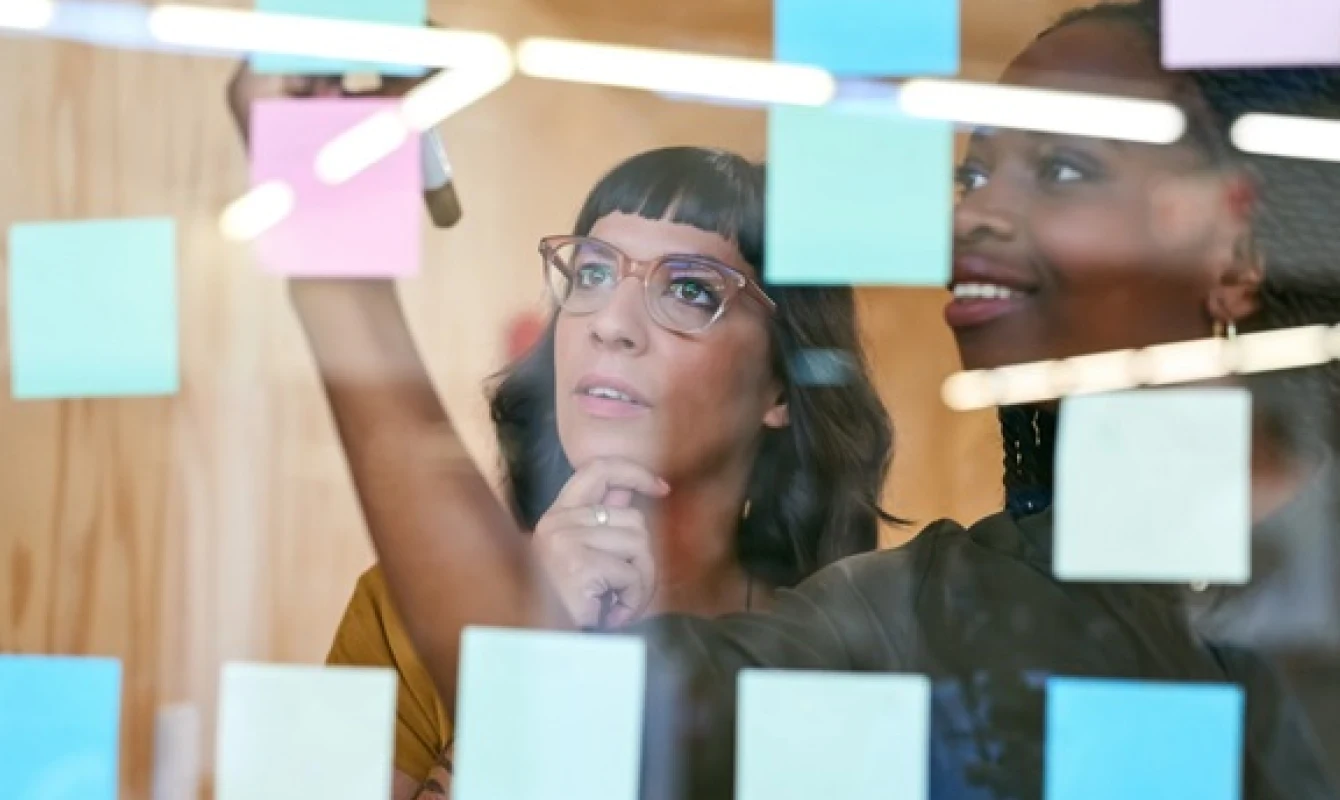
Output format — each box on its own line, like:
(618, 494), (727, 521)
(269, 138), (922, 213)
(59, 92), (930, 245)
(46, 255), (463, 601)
(1003, 0), (1340, 516)
(489, 146), (899, 588)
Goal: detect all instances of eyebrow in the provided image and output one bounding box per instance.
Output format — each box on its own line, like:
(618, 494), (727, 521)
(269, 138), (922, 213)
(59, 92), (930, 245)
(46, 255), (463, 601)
(968, 125), (1130, 154)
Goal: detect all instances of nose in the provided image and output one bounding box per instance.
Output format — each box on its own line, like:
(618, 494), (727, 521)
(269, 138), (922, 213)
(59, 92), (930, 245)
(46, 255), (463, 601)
(587, 276), (650, 354)
(953, 180), (1020, 246)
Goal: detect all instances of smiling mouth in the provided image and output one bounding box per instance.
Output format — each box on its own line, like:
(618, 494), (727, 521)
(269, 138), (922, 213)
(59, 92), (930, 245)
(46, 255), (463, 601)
(944, 282), (1033, 329)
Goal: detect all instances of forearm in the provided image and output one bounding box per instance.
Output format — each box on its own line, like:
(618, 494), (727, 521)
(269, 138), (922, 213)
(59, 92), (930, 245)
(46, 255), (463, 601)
(290, 280), (552, 714)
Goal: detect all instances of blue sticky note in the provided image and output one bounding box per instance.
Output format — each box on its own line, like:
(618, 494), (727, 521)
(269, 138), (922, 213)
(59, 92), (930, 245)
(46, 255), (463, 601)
(737, 670), (930, 800)
(453, 627), (645, 800)
(0, 656), (122, 800)
(1046, 678), (1243, 800)
(9, 218), (179, 399)
(767, 103), (953, 286)
(776, 0), (959, 76)
(250, 0), (428, 76)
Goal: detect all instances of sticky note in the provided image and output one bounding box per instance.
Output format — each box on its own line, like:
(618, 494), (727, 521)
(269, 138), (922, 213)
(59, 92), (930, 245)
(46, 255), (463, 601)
(766, 102), (953, 286)
(1045, 678), (1243, 799)
(0, 655), (122, 800)
(250, 98), (421, 277)
(1163, 0), (1340, 68)
(216, 663), (396, 800)
(736, 671), (930, 800)
(453, 627), (645, 800)
(1054, 389), (1251, 584)
(775, 0), (959, 76)
(9, 218), (178, 399)
(250, 0), (428, 76)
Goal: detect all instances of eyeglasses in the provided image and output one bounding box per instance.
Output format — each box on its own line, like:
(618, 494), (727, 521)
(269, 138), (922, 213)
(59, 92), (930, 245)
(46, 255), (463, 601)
(539, 235), (776, 334)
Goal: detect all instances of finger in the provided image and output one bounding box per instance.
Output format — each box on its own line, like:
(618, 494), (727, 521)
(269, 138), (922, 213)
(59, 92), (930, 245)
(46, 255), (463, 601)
(554, 459), (669, 509)
(538, 505), (646, 534)
(281, 75), (316, 96)
(605, 487), (634, 509)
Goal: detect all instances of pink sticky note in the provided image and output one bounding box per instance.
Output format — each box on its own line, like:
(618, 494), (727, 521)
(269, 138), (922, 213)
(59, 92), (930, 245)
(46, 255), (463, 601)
(1164, 0), (1340, 67)
(251, 99), (421, 277)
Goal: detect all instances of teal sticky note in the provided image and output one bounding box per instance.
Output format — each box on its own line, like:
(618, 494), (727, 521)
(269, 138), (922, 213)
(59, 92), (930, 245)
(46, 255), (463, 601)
(250, 0), (428, 76)
(0, 655), (122, 800)
(1046, 678), (1244, 799)
(776, 0), (960, 76)
(453, 627), (645, 800)
(1055, 389), (1252, 584)
(9, 218), (179, 399)
(737, 670), (930, 800)
(766, 103), (953, 286)
(216, 663), (396, 800)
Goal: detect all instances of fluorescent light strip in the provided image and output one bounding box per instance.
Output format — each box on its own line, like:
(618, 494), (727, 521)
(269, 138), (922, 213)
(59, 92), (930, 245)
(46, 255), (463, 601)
(516, 38), (835, 107)
(1231, 113), (1340, 164)
(899, 79), (1186, 144)
(147, 4), (505, 70)
(220, 181), (296, 241)
(0, 0), (54, 30)
(315, 110), (409, 185)
(941, 324), (1340, 411)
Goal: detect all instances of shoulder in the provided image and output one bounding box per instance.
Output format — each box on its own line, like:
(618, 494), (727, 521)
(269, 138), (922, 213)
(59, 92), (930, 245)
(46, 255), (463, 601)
(328, 566), (412, 666)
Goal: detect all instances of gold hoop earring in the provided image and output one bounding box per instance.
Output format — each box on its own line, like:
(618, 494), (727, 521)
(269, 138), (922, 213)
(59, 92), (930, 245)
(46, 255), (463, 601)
(1213, 319), (1238, 340)
(741, 499), (752, 520)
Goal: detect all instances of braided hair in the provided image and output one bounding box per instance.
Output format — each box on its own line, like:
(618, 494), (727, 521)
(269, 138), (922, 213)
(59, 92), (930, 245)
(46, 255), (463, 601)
(1003, 0), (1340, 516)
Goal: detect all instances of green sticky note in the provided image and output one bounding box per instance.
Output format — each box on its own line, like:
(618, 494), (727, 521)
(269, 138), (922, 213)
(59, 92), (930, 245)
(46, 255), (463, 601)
(766, 102), (953, 286)
(737, 670), (931, 800)
(453, 627), (646, 800)
(250, 0), (428, 76)
(9, 218), (178, 399)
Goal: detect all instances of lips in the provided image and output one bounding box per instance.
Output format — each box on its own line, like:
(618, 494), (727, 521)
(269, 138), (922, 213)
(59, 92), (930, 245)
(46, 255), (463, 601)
(944, 255), (1038, 330)
(574, 374), (652, 419)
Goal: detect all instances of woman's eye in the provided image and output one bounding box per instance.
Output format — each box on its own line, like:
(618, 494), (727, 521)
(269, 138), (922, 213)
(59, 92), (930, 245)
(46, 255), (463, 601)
(575, 263), (615, 287)
(955, 165), (988, 194)
(1039, 157), (1089, 185)
(668, 278), (719, 308)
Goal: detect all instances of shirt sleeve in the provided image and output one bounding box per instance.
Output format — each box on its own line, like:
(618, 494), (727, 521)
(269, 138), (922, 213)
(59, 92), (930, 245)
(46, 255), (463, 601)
(327, 567), (448, 782)
(632, 541), (932, 800)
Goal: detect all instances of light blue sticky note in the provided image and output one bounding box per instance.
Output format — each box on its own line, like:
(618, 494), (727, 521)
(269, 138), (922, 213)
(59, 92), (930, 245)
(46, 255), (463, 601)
(216, 663), (396, 800)
(1055, 389), (1252, 584)
(453, 627), (645, 800)
(766, 102), (953, 286)
(9, 218), (178, 399)
(737, 670), (930, 800)
(775, 0), (960, 76)
(1045, 678), (1243, 800)
(0, 655), (122, 800)
(250, 0), (428, 76)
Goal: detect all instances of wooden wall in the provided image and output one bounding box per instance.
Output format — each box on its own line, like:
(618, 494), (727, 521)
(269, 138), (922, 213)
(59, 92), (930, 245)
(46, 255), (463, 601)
(0, 0), (1082, 795)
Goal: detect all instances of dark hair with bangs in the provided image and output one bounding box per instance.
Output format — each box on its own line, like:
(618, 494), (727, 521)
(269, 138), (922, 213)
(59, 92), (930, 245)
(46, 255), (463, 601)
(489, 146), (899, 588)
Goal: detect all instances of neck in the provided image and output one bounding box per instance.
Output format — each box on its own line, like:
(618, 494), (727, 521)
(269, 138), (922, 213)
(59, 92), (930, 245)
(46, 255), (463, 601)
(641, 462), (762, 618)
(1250, 417), (1321, 523)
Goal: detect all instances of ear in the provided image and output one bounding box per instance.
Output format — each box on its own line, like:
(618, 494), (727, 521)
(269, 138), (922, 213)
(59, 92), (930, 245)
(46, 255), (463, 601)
(762, 392), (790, 430)
(1203, 172), (1264, 327)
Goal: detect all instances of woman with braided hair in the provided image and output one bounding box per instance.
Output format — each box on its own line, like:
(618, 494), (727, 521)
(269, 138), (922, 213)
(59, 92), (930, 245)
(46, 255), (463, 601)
(327, 1), (1340, 796)
(987, 0), (1340, 768)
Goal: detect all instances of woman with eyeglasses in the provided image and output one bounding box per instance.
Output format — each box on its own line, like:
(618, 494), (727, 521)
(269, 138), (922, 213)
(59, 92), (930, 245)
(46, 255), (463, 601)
(270, 1), (1340, 796)
(226, 67), (897, 799)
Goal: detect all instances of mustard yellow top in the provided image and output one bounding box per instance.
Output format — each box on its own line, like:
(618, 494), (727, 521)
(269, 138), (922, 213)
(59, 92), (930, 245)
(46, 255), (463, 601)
(326, 566), (450, 780)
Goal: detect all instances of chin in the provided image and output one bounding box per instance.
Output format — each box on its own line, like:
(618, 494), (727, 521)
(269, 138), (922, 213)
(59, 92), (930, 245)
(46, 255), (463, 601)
(560, 429), (667, 473)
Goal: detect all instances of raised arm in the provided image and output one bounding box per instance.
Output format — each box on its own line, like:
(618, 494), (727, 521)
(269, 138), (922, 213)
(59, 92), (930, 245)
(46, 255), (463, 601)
(225, 64), (554, 715)
(288, 279), (548, 712)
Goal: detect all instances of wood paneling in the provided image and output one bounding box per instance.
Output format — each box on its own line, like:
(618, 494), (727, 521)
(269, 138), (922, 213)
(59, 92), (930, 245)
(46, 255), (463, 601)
(0, 0), (1089, 795)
